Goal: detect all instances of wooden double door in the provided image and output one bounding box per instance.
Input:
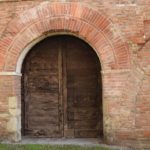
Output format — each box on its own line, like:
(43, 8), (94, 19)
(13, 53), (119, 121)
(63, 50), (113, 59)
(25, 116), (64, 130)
(22, 35), (103, 138)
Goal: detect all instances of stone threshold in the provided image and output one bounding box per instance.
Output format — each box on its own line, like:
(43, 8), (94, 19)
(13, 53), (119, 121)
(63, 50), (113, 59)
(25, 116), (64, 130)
(2, 137), (130, 150)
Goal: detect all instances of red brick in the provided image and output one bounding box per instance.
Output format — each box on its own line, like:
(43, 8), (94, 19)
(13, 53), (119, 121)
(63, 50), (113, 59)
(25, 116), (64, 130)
(0, 1), (149, 149)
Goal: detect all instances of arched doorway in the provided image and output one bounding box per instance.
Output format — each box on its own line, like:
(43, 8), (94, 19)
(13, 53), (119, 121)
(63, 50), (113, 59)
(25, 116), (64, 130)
(21, 35), (103, 138)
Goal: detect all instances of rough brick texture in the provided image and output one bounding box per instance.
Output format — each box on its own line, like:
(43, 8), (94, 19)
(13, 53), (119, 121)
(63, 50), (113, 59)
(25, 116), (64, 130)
(0, 0), (150, 149)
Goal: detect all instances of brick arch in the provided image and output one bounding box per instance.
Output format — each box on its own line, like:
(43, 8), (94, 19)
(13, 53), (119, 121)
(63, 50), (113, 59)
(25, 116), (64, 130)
(0, 2), (131, 73)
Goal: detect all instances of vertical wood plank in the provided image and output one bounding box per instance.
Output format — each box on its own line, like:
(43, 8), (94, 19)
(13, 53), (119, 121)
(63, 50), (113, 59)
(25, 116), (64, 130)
(62, 39), (74, 137)
(58, 39), (63, 137)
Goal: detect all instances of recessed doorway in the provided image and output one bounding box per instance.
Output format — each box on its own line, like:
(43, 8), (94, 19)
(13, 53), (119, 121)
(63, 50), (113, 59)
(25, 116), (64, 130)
(21, 35), (103, 138)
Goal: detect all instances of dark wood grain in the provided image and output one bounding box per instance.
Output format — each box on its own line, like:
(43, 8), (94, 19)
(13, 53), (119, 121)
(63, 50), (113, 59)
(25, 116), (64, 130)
(22, 35), (103, 138)
(22, 37), (62, 137)
(64, 37), (102, 138)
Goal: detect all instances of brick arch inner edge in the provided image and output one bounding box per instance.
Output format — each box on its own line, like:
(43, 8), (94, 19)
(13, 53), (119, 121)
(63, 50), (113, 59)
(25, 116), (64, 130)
(0, 2), (131, 73)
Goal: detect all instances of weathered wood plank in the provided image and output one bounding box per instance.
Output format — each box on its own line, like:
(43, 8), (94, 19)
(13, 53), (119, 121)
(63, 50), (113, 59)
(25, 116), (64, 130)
(65, 36), (102, 138)
(22, 37), (62, 137)
(22, 35), (102, 138)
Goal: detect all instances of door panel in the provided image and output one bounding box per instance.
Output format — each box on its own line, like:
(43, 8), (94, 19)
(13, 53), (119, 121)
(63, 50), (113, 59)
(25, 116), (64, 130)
(22, 35), (102, 138)
(22, 38), (63, 137)
(64, 37), (102, 138)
